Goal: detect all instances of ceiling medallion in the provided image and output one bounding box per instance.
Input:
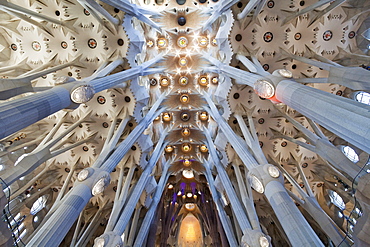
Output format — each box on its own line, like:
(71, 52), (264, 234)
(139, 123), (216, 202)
(263, 32), (273, 42)
(180, 112), (191, 121)
(294, 33), (302, 40)
(61, 41), (68, 49)
(181, 128), (190, 136)
(83, 8), (90, 16)
(323, 30), (333, 41)
(179, 57), (188, 66)
(157, 38), (167, 48)
(97, 96), (106, 104)
(198, 37), (209, 47)
(348, 31), (355, 39)
(198, 76), (208, 86)
(32, 41), (41, 51)
(160, 76), (170, 87)
(88, 38), (97, 49)
(162, 112), (172, 122)
(199, 111), (208, 121)
(182, 143), (192, 152)
(180, 94), (190, 103)
(200, 145), (208, 152)
(10, 44), (17, 51)
(267, 0), (274, 8)
(165, 145), (174, 153)
(177, 37), (188, 48)
(179, 76), (188, 86)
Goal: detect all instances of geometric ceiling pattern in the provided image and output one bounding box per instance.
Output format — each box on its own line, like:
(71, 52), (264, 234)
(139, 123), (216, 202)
(0, 0), (369, 246)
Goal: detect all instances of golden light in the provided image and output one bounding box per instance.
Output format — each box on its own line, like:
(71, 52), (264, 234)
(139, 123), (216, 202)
(200, 145), (208, 152)
(147, 40), (154, 48)
(182, 128), (190, 136)
(187, 192), (193, 198)
(168, 184), (174, 189)
(199, 111), (208, 121)
(165, 145), (174, 153)
(182, 143), (191, 152)
(157, 38), (167, 48)
(198, 37), (208, 47)
(177, 36), (188, 48)
(180, 94), (190, 103)
(211, 38), (217, 46)
(160, 77), (170, 87)
(179, 57), (188, 67)
(179, 76), (188, 86)
(198, 76), (208, 86)
(183, 158), (191, 166)
(163, 113), (172, 122)
(211, 77), (218, 84)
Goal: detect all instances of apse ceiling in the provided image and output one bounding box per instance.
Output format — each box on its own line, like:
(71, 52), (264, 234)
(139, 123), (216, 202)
(0, 0), (369, 246)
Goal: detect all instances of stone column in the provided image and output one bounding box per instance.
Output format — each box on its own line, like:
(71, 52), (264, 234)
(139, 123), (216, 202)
(249, 164), (324, 247)
(275, 80), (370, 154)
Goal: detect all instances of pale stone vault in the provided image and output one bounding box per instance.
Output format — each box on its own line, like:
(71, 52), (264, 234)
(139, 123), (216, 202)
(0, 0), (369, 246)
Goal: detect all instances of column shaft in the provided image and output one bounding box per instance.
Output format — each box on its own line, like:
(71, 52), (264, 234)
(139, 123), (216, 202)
(276, 80), (370, 153)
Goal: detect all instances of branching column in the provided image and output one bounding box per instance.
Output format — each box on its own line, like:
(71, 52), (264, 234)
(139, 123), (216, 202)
(275, 79), (370, 154)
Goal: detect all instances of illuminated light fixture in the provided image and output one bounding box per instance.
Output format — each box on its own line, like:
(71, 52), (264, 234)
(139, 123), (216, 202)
(254, 79), (275, 99)
(199, 111), (209, 121)
(183, 169), (194, 179)
(94, 237), (105, 247)
(182, 195), (186, 199)
(147, 40), (154, 48)
(211, 77), (219, 84)
(77, 168), (90, 181)
(211, 38), (217, 46)
(182, 143), (192, 152)
(268, 166), (280, 178)
(193, 194), (197, 199)
(177, 36), (188, 48)
(179, 76), (188, 86)
(250, 175), (264, 193)
(185, 203), (195, 211)
(180, 94), (189, 103)
(154, 116), (160, 121)
(198, 37), (209, 47)
(71, 85), (95, 104)
(168, 184), (174, 189)
(92, 176), (110, 196)
(157, 38), (167, 48)
(162, 113), (172, 122)
(200, 145), (208, 153)
(177, 191), (182, 196)
(259, 236), (269, 247)
(182, 128), (190, 136)
(160, 77), (170, 87)
(165, 145), (174, 153)
(187, 192), (193, 198)
(179, 57), (188, 66)
(277, 69), (293, 78)
(183, 158), (191, 166)
(198, 76), (208, 86)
